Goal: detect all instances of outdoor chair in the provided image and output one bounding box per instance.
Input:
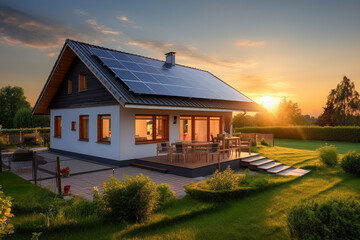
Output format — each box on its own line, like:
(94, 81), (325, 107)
(171, 143), (187, 163)
(240, 139), (252, 155)
(156, 142), (171, 161)
(206, 143), (220, 162)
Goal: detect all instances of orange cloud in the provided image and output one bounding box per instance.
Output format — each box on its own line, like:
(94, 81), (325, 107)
(235, 40), (266, 47)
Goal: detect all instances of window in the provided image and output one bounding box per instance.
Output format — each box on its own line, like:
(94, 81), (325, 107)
(54, 116), (62, 137)
(98, 115), (111, 143)
(135, 115), (169, 143)
(79, 73), (87, 92)
(68, 80), (72, 94)
(71, 121), (76, 131)
(180, 116), (221, 142)
(79, 115), (89, 140)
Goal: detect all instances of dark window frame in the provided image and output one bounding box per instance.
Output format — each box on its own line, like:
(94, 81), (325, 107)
(78, 72), (87, 92)
(97, 114), (111, 144)
(79, 115), (89, 141)
(135, 115), (169, 144)
(54, 116), (62, 138)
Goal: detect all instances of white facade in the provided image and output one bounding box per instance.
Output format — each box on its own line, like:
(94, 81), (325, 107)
(50, 104), (231, 161)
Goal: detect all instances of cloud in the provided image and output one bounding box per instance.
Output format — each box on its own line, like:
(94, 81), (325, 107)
(0, 6), (121, 55)
(235, 40), (266, 47)
(86, 19), (120, 35)
(74, 9), (88, 16)
(116, 15), (141, 29)
(126, 39), (256, 69)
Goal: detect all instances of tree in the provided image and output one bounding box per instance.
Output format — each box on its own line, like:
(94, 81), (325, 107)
(13, 108), (49, 128)
(0, 86), (30, 128)
(276, 98), (308, 126)
(318, 76), (360, 126)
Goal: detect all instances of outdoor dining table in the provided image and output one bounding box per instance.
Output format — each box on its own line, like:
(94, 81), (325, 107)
(217, 137), (241, 157)
(171, 141), (212, 162)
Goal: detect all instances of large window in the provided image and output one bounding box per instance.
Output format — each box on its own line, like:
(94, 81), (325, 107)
(54, 116), (62, 138)
(98, 115), (111, 144)
(180, 116), (221, 142)
(79, 73), (87, 92)
(79, 115), (89, 141)
(135, 115), (169, 143)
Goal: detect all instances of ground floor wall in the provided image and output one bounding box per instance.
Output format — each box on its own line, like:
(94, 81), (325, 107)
(50, 105), (121, 160)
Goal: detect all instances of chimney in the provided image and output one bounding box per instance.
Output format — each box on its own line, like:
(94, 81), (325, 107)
(165, 52), (176, 66)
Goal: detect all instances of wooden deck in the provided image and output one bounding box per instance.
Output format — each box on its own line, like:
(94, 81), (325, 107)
(134, 152), (260, 178)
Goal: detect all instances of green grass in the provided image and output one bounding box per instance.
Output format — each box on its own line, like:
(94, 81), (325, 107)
(275, 138), (360, 153)
(2, 144), (360, 240)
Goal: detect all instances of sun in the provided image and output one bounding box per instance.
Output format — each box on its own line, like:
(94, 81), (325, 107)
(259, 96), (278, 110)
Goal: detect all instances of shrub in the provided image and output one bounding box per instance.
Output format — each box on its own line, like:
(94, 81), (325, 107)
(341, 151), (360, 176)
(317, 145), (338, 167)
(0, 187), (14, 238)
(260, 138), (270, 146)
(157, 183), (175, 207)
(207, 166), (239, 191)
(102, 174), (158, 223)
(287, 198), (360, 240)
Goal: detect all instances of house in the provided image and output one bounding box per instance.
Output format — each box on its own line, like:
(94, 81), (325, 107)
(33, 39), (259, 166)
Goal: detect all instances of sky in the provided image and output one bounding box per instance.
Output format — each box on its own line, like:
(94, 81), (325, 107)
(0, 0), (360, 116)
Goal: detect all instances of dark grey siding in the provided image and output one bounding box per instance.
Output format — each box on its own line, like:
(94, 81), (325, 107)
(50, 57), (118, 109)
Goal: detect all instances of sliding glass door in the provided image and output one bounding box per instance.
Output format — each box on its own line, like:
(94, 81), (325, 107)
(180, 116), (221, 142)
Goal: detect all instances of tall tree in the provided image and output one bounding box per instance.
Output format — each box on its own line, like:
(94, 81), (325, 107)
(317, 76), (360, 126)
(0, 86), (30, 128)
(276, 98), (308, 126)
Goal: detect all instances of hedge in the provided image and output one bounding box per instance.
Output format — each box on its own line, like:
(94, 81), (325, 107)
(0, 128), (50, 135)
(184, 184), (258, 202)
(234, 126), (360, 142)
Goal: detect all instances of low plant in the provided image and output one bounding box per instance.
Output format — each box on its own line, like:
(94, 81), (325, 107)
(157, 183), (175, 207)
(0, 187), (14, 239)
(287, 198), (360, 240)
(260, 138), (270, 146)
(316, 144), (339, 167)
(341, 151), (360, 176)
(207, 166), (239, 191)
(102, 174), (158, 223)
(60, 167), (70, 176)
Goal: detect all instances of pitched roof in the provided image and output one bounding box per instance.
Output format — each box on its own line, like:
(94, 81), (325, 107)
(33, 39), (259, 114)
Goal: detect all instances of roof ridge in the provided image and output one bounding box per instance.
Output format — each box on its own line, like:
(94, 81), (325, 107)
(66, 39), (212, 74)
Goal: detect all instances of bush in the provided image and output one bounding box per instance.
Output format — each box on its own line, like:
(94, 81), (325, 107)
(157, 183), (175, 207)
(234, 126), (360, 142)
(341, 151), (360, 176)
(260, 138), (270, 146)
(0, 127), (50, 135)
(317, 145), (338, 167)
(13, 108), (50, 128)
(102, 174), (158, 223)
(287, 198), (360, 240)
(207, 166), (240, 191)
(0, 187), (14, 238)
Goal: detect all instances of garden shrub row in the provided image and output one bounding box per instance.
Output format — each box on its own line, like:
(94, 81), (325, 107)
(0, 127), (50, 134)
(234, 126), (360, 142)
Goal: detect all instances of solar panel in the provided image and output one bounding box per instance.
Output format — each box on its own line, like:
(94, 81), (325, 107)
(90, 47), (253, 102)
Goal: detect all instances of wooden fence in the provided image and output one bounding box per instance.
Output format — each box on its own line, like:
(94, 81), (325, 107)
(233, 132), (274, 146)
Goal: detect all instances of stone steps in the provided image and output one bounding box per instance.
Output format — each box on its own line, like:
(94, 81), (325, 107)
(267, 165), (291, 174)
(257, 161), (283, 170)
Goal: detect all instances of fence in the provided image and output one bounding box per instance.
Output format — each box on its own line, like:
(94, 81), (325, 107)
(1, 132), (50, 145)
(233, 132), (274, 146)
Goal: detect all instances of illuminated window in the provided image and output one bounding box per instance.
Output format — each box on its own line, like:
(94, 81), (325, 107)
(135, 115), (169, 143)
(71, 121), (76, 131)
(68, 80), (72, 94)
(79, 73), (87, 92)
(98, 115), (111, 143)
(179, 116), (221, 142)
(79, 115), (89, 140)
(54, 116), (62, 137)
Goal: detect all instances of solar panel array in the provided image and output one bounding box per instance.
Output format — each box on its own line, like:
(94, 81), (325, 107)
(90, 47), (252, 102)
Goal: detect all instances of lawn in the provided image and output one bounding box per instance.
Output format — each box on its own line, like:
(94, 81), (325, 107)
(274, 138), (360, 153)
(1, 145), (360, 240)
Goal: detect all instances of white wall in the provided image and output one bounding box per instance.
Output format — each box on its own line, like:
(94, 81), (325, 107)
(119, 107), (231, 160)
(50, 105), (120, 160)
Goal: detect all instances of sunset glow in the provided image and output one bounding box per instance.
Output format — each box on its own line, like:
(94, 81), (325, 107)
(259, 96), (279, 111)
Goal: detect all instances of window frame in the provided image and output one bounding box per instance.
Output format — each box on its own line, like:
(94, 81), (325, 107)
(71, 121), (76, 131)
(78, 72), (87, 92)
(180, 115), (222, 142)
(97, 114), (111, 144)
(135, 115), (169, 144)
(79, 115), (89, 141)
(54, 116), (62, 138)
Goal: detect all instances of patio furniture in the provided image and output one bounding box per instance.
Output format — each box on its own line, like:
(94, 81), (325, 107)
(171, 143), (187, 163)
(156, 142), (171, 161)
(206, 143), (220, 162)
(240, 139), (252, 155)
